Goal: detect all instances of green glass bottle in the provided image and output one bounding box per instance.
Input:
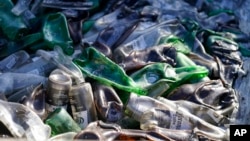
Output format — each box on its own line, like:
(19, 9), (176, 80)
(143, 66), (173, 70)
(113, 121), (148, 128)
(0, 0), (28, 41)
(175, 52), (197, 67)
(73, 47), (147, 95)
(0, 33), (43, 59)
(206, 35), (238, 54)
(158, 34), (212, 81)
(205, 33), (244, 86)
(26, 12), (74, 55)
(42, 12), (74, 55)
(130, 62), (208, 97)
(0, 12), (74, 58)
(158, 35), (198, 67)
(158, 34), (191, 55)
(45, 108), (81, 136)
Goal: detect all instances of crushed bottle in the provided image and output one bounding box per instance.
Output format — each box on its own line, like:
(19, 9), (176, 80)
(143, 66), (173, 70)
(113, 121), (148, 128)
(0, 0), (249, 140)
(45, 71), (72, 114)
(69, 82), (98, 129)
(0, 100), (51, 141)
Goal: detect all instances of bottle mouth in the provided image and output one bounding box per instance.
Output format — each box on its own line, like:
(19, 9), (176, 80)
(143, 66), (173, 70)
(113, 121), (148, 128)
(48, 74), (72, 90)
(50, 73), (69, 81)
(49, 74), (71, 84)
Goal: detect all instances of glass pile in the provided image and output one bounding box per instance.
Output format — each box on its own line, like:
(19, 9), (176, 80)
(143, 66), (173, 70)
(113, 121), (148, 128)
(0, 0), (250, 140)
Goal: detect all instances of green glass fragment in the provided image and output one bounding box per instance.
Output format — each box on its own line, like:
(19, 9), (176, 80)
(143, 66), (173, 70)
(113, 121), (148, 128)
(73, 47), (147, 95)
(0, 0), (28, 40)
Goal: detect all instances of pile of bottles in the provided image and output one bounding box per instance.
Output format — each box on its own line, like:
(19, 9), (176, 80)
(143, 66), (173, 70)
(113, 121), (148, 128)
(0, 0), (250, 140)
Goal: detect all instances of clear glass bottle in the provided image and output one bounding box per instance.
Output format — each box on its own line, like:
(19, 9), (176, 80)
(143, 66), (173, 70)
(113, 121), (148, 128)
(0, 72), (47, 97)
(92, 82), (123, 122)
(113, 44), (177, 72)
(11, 55), (57, 77)
(166, 79), (238, 119)
(83, 7), (123, 43)
(36, 47), (85, 84)
(125, 93), (229, 141)
(0, 50), (30, 73)
(114, 19), (181, 51)
(69, 82), (97, 129)
(0, 100), (51, 140)
(24, 83), (47, 120)
(7, 84), (37, 103)
(45, 73), (72, 114)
